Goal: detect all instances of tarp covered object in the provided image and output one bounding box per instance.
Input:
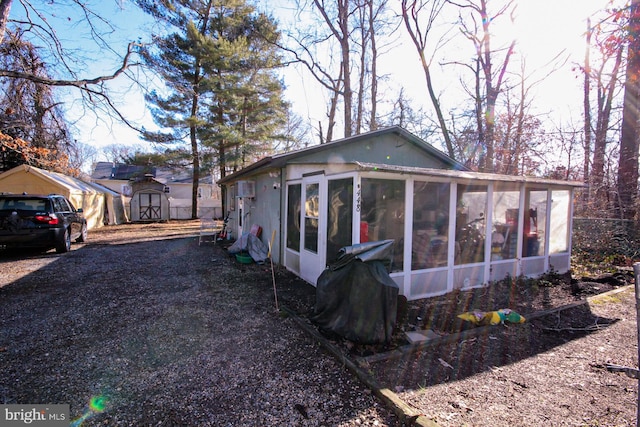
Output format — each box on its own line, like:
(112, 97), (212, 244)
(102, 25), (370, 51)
(227, 233), (269, 263)
(312, 240), (398, 344)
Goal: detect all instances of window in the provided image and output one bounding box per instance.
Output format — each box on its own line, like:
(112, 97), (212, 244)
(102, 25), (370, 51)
(304, 183), (319, 253)
(524, 190), (547, 257)
(53, 197), (71, 212)
(491, 190), (520, 260)
(361, 178), (405, 271)
(549, 190), (570, 254)
(327, 178), (353, 263)
(412, 181), (450, 269)
(455, 184), (487, 265)
(286, 184), (301, 251)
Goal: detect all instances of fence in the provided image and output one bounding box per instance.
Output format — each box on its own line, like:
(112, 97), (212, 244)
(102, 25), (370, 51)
(573, 217), (640, 258)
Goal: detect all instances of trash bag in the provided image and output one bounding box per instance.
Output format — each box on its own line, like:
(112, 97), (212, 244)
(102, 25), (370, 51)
(311, 240), (398, 344)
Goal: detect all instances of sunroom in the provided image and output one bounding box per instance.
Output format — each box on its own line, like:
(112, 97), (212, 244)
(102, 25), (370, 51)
(283, 163), (579, 301)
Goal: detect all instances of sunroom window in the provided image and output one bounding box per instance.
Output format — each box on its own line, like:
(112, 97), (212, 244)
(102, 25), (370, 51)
(412, 181), (450, 269)
(455, 184), (487, 265)
(549, 190), (570, 254)
(491, 189), (520, 260)
(361, 178), (405, 271)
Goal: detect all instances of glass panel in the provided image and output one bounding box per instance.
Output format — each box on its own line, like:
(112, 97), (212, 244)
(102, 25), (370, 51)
(412, 181), (450, 270)
(549, 190), (570, 254)
(523, 190), (547, 257)
(286, 184), (301, 251)
(327, 178), (353, 263)
(361, 178), (405, 271)
(304, 183), (319, 253)
(491, 190), (520, 260)
(455, 184), (487, 265)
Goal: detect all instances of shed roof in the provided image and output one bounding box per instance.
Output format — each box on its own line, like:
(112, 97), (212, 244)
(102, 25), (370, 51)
(353, 162), (585, 187)
(218, 126), (468, 184)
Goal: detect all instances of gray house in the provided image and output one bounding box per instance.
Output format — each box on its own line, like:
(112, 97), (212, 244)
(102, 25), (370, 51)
(218, 126), (582, 301)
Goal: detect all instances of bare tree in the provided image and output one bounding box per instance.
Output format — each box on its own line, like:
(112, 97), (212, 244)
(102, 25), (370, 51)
(591, 38), (623, 213)
(0, 30), (77, 173)
(279, 25), (343, 143)
(301, 0), (354, 138)
(353, 0), (390, 132)
(617, 0), (640, 220)
(0, 0), (144, 130)
(401, 0), (455, 158)
(283, 0), (392, 142)
(452, 0), (516, 172)
(582, 18), (593, 208)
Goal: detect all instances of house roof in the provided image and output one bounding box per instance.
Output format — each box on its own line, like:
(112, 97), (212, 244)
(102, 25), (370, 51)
(91, 162), (154, 180)
(0, 164), (100, 194)
(217, 126), (468, 184)
(91, 162), (213, 185)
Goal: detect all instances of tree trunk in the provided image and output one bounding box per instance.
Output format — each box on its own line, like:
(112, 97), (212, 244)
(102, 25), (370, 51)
(356, 3), (367, 134)
(339, 0), (352, 137)
(0, 0), (12, 44)
(368, 0), (379, 130)
(618, 0), (640, 220)
(401, 0), (455, 158)
(583, 19), (592, 211)
(592, 46), (623, 214)
(188, 0), (214, 219)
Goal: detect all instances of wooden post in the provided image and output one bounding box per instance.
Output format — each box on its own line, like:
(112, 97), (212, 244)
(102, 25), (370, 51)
(607, 262), (640, 427)
(634, 262), (640, 427)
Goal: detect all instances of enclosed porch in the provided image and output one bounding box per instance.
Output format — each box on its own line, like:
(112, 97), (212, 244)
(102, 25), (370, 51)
(284, 163), (580, 301)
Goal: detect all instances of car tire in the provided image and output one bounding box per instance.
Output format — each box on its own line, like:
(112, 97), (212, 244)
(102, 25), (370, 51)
(76, 224), (87, 243)
(55, 228), (71, 253)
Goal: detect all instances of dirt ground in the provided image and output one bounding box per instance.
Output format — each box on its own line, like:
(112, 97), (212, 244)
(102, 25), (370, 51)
(1, 220), (638, 426)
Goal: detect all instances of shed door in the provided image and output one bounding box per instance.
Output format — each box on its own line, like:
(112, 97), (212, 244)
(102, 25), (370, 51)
(139, 193), (161, 220)
(299, 176), (326, 284)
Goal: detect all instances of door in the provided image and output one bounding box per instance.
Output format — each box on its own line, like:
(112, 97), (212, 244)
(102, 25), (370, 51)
(139, 192), (161, 220)
(299, 176), (325, 284)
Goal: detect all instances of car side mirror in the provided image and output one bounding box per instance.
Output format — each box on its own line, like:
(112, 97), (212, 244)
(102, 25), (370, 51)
(77, 208), (84, 213)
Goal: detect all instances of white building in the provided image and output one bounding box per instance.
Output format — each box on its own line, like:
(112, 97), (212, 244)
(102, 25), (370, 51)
(91, 162), (221, 220)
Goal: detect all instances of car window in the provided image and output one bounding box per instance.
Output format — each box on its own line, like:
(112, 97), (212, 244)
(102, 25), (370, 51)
(0, 198), (14, 210)
(65, 198), (78, 212)
(1, 198), (49, 211)
(21, 199), (47, 211)
(53, 197), (70, 212)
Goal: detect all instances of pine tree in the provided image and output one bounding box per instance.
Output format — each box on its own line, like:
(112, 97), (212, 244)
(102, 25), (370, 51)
(138, 0), (288, 217)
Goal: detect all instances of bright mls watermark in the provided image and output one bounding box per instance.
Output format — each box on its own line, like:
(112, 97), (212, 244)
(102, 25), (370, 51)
(1, 405), (69, 426)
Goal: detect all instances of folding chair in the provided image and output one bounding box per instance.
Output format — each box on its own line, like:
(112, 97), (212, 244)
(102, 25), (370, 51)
(198, 217), (217, 246)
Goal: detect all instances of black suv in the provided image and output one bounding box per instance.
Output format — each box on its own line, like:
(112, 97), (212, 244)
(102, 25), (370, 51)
(0, 194), (87, 253)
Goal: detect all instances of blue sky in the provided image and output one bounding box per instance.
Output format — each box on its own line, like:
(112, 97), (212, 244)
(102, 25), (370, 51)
(8, 0), (626, 167)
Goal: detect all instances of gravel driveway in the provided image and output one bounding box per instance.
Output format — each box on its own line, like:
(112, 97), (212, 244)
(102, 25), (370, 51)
(0, 222), (398, 426)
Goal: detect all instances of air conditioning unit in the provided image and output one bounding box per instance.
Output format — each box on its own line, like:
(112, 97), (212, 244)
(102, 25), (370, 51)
(236, 180), (255, 198)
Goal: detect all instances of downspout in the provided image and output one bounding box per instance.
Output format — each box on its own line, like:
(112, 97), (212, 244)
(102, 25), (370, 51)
(277, 167), (286, 266)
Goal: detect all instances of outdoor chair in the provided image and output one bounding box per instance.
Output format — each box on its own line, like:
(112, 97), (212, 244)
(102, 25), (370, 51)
(198, 217), (218, 246)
